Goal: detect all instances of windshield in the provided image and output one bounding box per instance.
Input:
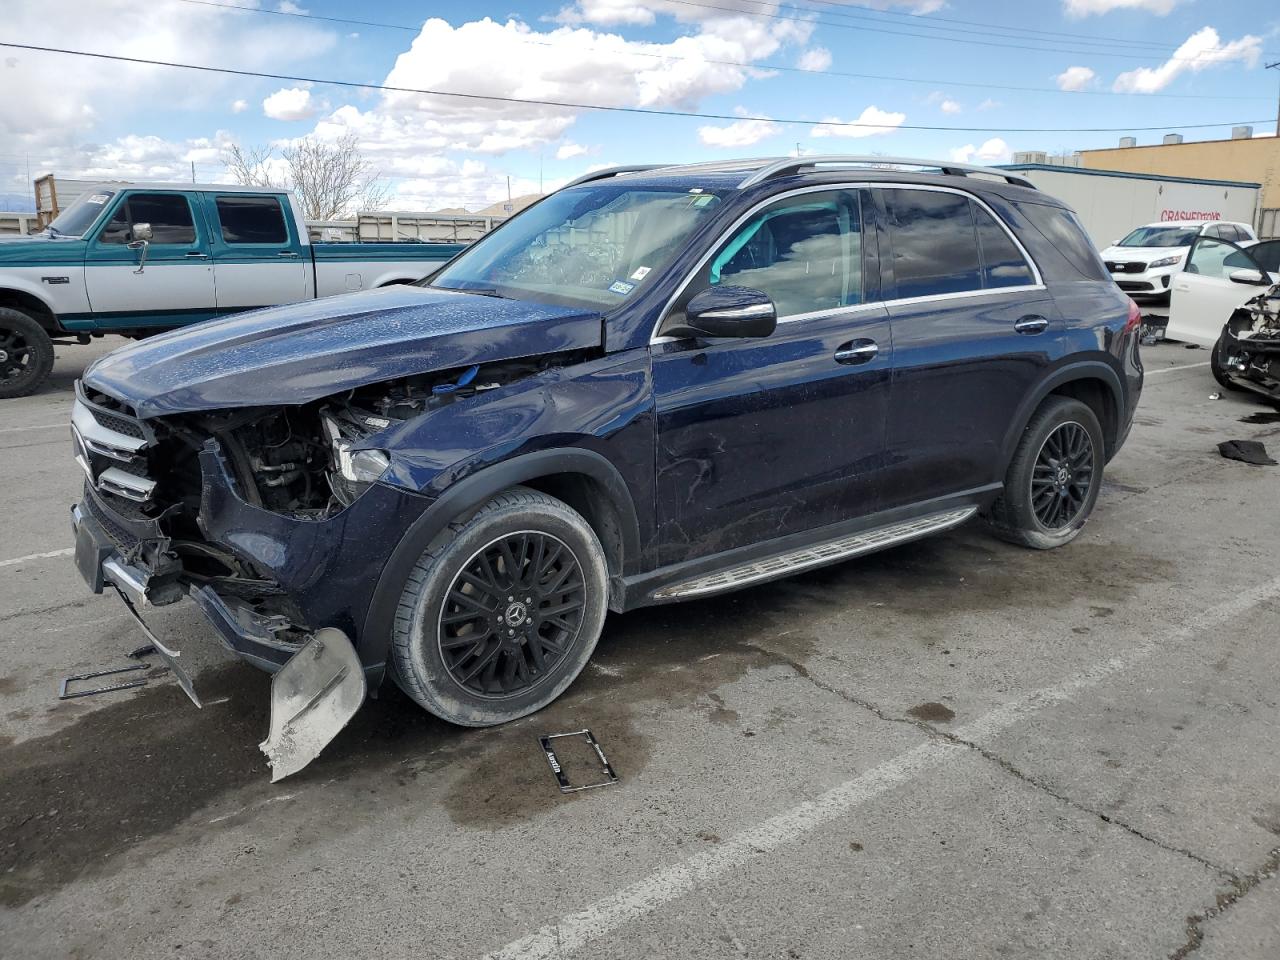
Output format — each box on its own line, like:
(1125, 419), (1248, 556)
(46, 190), (115, 237)
(1118, 225), (1200, 248)
(429, 184), (725, 310)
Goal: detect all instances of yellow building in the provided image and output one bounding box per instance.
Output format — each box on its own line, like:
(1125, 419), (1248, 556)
(1079, 134), (1280, 237)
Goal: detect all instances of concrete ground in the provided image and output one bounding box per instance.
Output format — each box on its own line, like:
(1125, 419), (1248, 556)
(1, 336), (1278, 960)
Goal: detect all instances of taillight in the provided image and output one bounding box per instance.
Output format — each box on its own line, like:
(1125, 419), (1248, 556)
(1124, 298), (1142, 334)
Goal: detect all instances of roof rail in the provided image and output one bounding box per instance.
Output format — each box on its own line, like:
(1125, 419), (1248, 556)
(561, 165), (669, 190)
(737, 155), (1038, 190)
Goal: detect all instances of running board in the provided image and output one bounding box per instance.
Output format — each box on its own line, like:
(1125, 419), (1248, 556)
(651, 507), (978, 600)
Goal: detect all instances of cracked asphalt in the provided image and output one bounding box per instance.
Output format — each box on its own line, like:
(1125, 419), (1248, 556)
(2, 337), (1279, 959)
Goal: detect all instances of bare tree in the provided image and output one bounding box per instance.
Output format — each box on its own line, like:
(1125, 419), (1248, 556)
(223, 133), (388, 220)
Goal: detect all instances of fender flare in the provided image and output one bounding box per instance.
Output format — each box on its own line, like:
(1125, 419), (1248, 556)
(999, 360), (1125, 466)
(358, 447), (641, 675)
(0, 284), (60, 331)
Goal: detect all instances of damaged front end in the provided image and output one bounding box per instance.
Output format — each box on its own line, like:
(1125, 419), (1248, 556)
(69, 356), (570, 778)
(1218, 285), (1280, 403)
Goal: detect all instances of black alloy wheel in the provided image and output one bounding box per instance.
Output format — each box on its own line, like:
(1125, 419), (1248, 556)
(0, 325), (35, 390)
(438, 531), (586, 698)
(1030, 421), (1095, 531)
(0, 309), (55, 399)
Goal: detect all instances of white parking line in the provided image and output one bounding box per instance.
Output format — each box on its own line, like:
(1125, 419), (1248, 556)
(1146, 361), (1210, 377)
(0, 422), (65, 434)
(480, 574), (1280, 960)
(0, 547), (74, 569)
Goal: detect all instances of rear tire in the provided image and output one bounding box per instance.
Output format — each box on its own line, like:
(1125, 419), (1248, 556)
(983, 397), (1105, 550)
(0, 308), (55, 399)
(389, 486), (609, 726)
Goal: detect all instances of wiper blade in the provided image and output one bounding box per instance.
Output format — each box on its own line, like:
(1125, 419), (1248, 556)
(456, 287), (509, 299)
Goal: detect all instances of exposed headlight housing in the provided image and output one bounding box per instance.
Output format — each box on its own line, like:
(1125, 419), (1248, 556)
(340, 447), (390, 484)
(1148, 255), (1183, 269)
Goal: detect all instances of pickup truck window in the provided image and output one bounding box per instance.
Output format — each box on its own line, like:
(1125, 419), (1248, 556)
(98, 193), (196, 245)
(47, 190), (115, 237)
(215, 196), (289, 244)
(430, 184), (725, 310)
(710, 191), (862, 317)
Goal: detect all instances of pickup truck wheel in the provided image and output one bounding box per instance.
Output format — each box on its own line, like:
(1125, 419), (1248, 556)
(389, 486), (609, 726)
(0, 308), (55, 400)
(983, 397), (1104, 550)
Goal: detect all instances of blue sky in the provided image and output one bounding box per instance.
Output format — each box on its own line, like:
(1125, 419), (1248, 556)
(1, 0), (1276, 211)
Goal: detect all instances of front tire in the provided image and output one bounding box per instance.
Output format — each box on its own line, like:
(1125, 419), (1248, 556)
(389, 486), (609, 726)
(984, 397), (1105, 550)
(0, 308), (55, 399)
(1210, 332), (1245, 392)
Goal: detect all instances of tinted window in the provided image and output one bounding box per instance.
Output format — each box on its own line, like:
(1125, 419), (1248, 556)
(98, 193), (196, 245)
(711, 190), (861, 316)
(973, 205), (1034, 288)
(1015, 201), (1111, 281)
(1249, 239), (1280, 274)
(884, 189), (981, 298)
(216, 196), (289, 244)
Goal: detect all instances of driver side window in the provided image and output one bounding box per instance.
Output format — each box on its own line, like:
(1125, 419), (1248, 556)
(709, 191), (862, 318)
(1186, 237), (1250, 280)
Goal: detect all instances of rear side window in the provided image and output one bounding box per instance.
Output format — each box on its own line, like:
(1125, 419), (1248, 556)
(973, 205), (1035, 288)
(215, 196), (289, 244)
(1014, 201), (1110, 281)
(98, 193), (196, 245)
(883, 189), (981, 298)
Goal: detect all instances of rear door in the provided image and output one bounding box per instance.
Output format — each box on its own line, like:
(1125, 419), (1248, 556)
(203, 193), (311, 313)
(1168, 237), (1276, 347)
(651, 187), (893, 564)
(83, 191), (216, 328)
(875, 185), (1061, 507)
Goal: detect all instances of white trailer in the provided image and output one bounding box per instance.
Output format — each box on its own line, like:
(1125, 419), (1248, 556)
(997, 164), (1261, 251)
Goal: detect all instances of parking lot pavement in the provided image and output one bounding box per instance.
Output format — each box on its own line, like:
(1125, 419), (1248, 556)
(1, 339), (1278, 959)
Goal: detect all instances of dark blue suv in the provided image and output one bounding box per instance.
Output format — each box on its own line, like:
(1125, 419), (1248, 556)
(71, 156), (1142, 776)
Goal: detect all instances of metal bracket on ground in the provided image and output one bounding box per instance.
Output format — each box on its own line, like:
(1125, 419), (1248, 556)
(539, 729), (620, 794)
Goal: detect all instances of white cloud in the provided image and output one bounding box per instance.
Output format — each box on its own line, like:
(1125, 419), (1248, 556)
(263, 87), (322, 121)
(1056, 66), (1097, 91)
(555, 142), (590, 160)
(1113, 27), (1261, 93)
(698, 110), (780, 147)
(810, 105), (907, 139)
(1064, 0), (1184, 16)
(303, 13), (813, 170)
(277, 1), (308, 13)
(940, 99), (961, 114)
(797, 47), (832, 71)
(554, 0), (656, 26)
(925, 90), (960, 112)
(0, 0), (334, 194)
(949, 138), (1011, 164)
(231, 99), (249, 114)
(977, 98), (1000, 111)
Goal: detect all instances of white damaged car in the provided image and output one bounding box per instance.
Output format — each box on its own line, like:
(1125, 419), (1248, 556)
(1100, 220), (1257, 311)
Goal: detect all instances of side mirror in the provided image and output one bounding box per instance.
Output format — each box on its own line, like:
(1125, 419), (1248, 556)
(665, 285), (778, 340)
(127, 223), (152, 274)
(1229, 268), (1269, 286)
(130, 222), (153, 243)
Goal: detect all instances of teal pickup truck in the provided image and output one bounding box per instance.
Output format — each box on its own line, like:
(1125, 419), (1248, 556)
(0, 183), (466, 397)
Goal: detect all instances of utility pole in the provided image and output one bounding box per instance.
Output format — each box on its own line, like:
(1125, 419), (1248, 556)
(190, 161), (196, 184)
(1269, 62), (1280, 137)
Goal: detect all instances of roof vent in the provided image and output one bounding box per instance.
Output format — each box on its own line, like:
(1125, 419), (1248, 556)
(1232, 125), (1254, 140)
(1119, 136), (1137, 148)
(1163, 133), (1184, 145)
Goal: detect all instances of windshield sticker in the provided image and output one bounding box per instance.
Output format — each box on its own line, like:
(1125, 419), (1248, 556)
(688, 188), (704, 194)
(86, 195), (109, 204)
(608, 280), (636, 296)
(690, 195), (715, 208)
(629, 266), (651, 281)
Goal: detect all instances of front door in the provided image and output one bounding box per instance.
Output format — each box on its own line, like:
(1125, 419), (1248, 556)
(202, 193), (311, 313)
(1168, 237), (1278, 347)
(874, 186), (1062, 507)
(651, 188), (892, 566)
(83, 191), (216, 328)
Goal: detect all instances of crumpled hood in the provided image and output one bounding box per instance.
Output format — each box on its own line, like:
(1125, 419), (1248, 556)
(83, 285), (603, 418)
(1099, 244), (1187, 266)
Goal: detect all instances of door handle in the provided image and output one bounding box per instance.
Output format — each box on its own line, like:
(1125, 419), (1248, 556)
(185, 251), (208, 258)
(278, 251), (299, 257)
(1014, 315), (1049, 335)
(834, 339), (878, 364)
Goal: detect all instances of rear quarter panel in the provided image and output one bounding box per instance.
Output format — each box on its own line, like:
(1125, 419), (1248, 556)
(311, 242), (466, 296)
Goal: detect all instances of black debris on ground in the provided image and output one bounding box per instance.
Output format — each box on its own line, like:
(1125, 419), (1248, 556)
(1217, 440), (1278, 466)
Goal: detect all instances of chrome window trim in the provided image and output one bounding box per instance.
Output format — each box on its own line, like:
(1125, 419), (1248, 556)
(650, 181), (1043, 346)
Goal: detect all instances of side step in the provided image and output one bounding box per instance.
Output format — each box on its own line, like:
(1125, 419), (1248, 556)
(652, 507), (977, 600)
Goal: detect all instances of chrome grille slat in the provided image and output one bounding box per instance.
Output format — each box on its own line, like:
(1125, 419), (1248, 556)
(653, 507), (977, 600)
